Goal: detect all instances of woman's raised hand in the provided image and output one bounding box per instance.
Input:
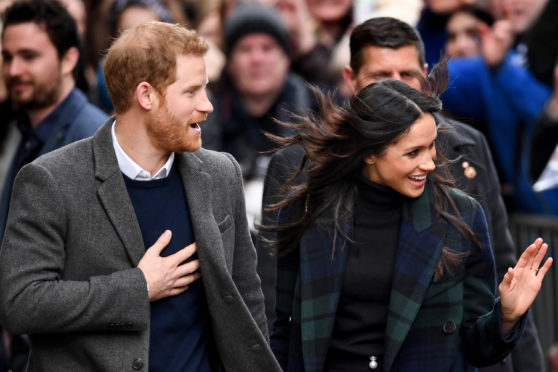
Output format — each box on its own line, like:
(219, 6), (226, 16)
(499, 238), (553, 334)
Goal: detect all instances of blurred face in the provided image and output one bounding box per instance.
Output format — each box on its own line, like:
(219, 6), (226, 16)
(147, 54), (213, 153)
(0, 0), (13, 13)
(363, 113), (437, 198)
(425, 0), (474, 14)
(228, 33), (289, 98)
(344, 44), (427, 94)
(118, 6), (159, 33)
(306, 0), (353, 22)
(59, 0), (86, 38)
(500, 0), (547, 34)
(197, 10), (222, 48)
(446, 12), (482, 57)
(2, 22), (64, 110)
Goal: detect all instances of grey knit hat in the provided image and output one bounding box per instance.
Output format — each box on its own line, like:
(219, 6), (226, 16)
(224, 2), (290, 56)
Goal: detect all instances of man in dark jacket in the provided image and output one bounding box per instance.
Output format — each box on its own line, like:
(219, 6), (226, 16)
(202, 2), (311, 180)
(259, 17), (544, 372)
(0, 2), (106, 369)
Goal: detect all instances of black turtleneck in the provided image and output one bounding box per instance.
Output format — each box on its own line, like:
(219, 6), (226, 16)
(325, 176), (406, 372)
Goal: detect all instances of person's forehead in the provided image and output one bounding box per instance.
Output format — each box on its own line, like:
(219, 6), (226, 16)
(360, 44), (423, 70)
(447, 12), (479, 30)
(2, 22), (53, 48)
(235, 33), (282, 48)
(172, 54), (207, 82)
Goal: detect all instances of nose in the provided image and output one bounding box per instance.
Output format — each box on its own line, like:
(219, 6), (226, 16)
(420, 148), (436, 172)
(197, 88), (213, 114)
(454, 34), (473, 57)
(5, 56), (23, 77)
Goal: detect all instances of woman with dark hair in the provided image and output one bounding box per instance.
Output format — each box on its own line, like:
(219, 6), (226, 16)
(264, 74), (553, 372)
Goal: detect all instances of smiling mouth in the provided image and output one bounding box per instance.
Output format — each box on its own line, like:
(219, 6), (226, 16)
(190, 123), (200, 129)
(409, 175), (426, 181)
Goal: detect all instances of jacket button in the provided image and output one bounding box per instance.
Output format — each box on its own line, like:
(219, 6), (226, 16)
(132, 358), (144, 370)
(442, 321), (457, 334)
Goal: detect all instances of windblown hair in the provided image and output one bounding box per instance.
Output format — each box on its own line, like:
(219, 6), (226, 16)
(104, 21), (207, 113)
(262, 61), (477, 279)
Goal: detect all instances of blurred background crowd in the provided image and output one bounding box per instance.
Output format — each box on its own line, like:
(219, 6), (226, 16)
(1, 0), (557, 217)
(0, 0), (557, 370)
(1, 0), (555, 217)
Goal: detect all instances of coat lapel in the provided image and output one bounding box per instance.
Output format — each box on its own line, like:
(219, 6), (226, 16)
(93, 119), (145, 265)
(175, 153), (227, 279)
(383, 183), (446, 371)
(299, 220), (351, 372)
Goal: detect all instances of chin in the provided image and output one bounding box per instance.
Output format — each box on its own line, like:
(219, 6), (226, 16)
(180, 140), (202, 153)
(408, 188), (425, 199)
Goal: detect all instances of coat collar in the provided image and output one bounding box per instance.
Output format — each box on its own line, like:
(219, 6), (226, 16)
(383, 184), (445, 371)
(299, 182), (446, 372)
(92, 118), (144, 265)
(435, 114), (488, 186)
(173, 151), (229, 274)
(435, 114), (476, 151)
(37, 88), (88, 156)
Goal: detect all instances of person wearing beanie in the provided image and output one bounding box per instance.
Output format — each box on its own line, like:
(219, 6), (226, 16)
(223, 1), (290, 57)
(201, 3), (312, 321)
(202, 1), (309, 177)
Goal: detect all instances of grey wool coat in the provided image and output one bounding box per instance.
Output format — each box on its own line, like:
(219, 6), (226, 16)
(0, 118), (282, 372)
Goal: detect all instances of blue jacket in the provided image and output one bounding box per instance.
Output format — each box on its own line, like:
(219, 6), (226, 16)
(0, 88), (107, 241)
(271, 183), (526, 372)
(442, 54), (554, 214)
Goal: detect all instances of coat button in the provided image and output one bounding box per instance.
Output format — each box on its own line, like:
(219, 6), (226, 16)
(442, 321), (457, 334)
(132, 358), (144, 370)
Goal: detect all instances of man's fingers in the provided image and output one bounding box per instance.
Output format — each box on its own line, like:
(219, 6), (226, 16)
(168, 285), (190, 297)
(176, 259), (201, 277)
(169, 242), (197, 265)
(174, 272), (201, 288)
(147, 230), (172, 255)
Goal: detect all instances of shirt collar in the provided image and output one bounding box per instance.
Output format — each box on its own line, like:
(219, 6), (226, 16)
(111, 120), (174, 181)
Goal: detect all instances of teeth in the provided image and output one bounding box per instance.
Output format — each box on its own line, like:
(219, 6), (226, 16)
(410, 175), (426, 181)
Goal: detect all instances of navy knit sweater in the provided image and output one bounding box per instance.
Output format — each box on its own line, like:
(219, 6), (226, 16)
(124, 165), (212, 372)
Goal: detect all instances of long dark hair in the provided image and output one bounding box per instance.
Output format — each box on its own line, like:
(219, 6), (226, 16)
(262, 62), (478, 278)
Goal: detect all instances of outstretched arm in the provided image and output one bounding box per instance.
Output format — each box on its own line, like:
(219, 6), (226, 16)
(499, 238), (553, 335)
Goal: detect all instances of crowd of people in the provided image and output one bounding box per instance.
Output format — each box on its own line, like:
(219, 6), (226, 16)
(0, 0), (556, 371)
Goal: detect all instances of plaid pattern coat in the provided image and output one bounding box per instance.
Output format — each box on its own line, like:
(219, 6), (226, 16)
(271, 183), (526, 372)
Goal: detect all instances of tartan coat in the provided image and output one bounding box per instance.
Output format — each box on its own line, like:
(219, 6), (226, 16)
(270, 183), (526, 372)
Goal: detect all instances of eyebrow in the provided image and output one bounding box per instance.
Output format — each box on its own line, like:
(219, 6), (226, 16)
(184, 80), (208, 91)
(401, 137), (437, 152)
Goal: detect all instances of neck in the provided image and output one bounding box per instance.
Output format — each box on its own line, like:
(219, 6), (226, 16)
(28, 77), (75, 128)
(114, 111), (171, 175)
(242, 89), (281, 117)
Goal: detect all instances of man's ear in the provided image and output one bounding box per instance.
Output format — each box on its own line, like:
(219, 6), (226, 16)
(363, 154), (376, 165)
(135, 82), (157, 110)
(61, 46), (79, 76)
(342, 65), (357, 95)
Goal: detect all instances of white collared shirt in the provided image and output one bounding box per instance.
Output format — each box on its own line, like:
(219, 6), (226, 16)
(111, 120), (174, 181)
